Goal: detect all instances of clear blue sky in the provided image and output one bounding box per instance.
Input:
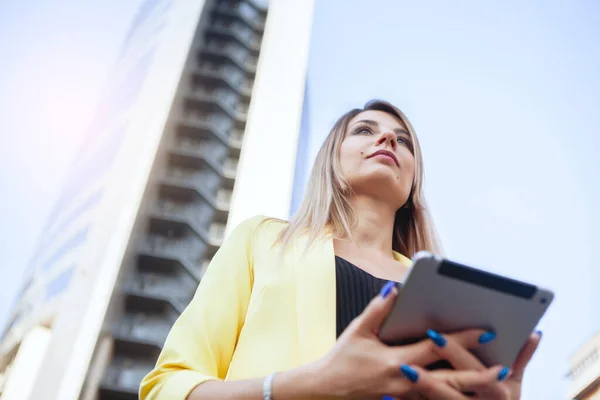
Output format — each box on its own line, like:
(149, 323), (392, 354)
(0, 1), (599, 399)
(305, 1), (600, 399)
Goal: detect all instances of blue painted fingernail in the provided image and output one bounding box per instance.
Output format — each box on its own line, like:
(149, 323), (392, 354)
(498, 367), (510, 381)
(400, 364), (419, 383)
(535, 330), (543, 338)
(380, 281), (395, 298)
(426, 329), (447, 347)
(382, 396), (394, 400)
(479, 331), (496, 344)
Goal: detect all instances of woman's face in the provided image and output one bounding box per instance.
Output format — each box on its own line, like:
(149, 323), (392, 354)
(339, 110), (415, 208)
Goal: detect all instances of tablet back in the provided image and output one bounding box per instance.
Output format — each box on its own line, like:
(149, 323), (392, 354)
(379, 252), (554, 367)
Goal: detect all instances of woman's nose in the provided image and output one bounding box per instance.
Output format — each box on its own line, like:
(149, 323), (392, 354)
(376, 130), (397, 149)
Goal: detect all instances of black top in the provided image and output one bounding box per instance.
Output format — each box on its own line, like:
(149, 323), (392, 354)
(335, 256), (452, 372)
(335, 256), (400, 338)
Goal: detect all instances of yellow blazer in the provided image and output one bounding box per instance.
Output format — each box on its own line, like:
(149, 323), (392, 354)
(140, 215), (411, 399)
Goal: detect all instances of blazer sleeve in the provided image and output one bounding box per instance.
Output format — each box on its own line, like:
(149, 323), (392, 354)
(139, 215), (265, 400)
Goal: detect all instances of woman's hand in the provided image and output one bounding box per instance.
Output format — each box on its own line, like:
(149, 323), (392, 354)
(502, 332), (542, 399)
(403, 325), (542, 399)
(305, 282), (511, 399)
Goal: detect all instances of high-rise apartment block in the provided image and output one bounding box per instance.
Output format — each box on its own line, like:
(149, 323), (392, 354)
(0, 1), (315, 399)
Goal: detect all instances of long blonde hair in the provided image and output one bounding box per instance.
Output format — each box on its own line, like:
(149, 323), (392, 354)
(274, 99), (441, 258)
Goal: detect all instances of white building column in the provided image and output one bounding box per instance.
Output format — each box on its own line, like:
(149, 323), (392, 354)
(226, 0), (316, 235)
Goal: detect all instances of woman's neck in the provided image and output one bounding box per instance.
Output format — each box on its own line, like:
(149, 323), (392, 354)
(334, 195), (397, 258)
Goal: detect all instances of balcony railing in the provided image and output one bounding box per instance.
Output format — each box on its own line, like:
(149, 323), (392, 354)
(140, 235), (205, 266)
(182, 107), (232, 133)
(209, 223), (226, 245)
(127, 272), (195, 310)
(215, 188), (233, 210)
(114, 316), (172, 346)
(171, 136), (227, 166)
(186, 88), (247, 123)
(162, 166), (221, 198)
(194, 65), (253, 97)
(102, 363), (151, 393)
(215, 2), (266, 31)
(228, 129), (244, 150)
(223, 157), (239, 178)
(208, 21), (261, 51)
(190, 84), (238, 106)
(201, 259), (211, 275)
(204, 41), (256, 73)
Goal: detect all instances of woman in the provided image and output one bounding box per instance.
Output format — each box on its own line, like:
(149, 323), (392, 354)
(140, 100), (541, 399)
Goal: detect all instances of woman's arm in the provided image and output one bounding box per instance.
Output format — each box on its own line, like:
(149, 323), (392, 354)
(139, 216), (267, 400)
(187, 363), (323, 400)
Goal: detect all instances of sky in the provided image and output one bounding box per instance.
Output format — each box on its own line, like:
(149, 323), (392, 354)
(0, 0), (144, 337)
(304, 1), (600, 398)
(0, 1), (598, 399)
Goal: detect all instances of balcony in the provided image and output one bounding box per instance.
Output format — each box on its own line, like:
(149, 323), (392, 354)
(164, 155), (226, 192)
(200, 258), (211, 276)
(215, 188), (233, 211)
(222, 157), (239, 179)
(187, 84), (249, 121)
(125, 270), (196, 313)
(178, 107), (233, 145)
(193, 63), (253, 97)
(206, 20), (261, 52)
(214, 1), (266, 32)
(171, 135), (228, 167)
(185, 88), (248, 123)
(190, 81), (240, 106)
(138, 234), (206, 278)
(209, 222), (227, 246)
(160, 166), (222, 205)
(111, 301), (178, 356)
(153, 198), (212, 228)
(99, 358), (154, 400)
(163, 156), (235, 196)
(144, 211), (225, 257)
(228, 128), (243, 155)
(156, 187), (229, 216)
(165, 148), (239, 187)
(150, 209), (218, 246)
(202, 40), (257, 74)
(137, 251), (197, 278)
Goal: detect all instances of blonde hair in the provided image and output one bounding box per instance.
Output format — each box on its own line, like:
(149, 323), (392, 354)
(274, 99), (441, 258)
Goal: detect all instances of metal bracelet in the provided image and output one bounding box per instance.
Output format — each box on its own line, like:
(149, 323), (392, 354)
(263, 372), (276, 400)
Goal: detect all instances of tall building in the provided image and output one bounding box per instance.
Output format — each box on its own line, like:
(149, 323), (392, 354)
(0, 0), (315, 399)
(567, 331), (600, 399)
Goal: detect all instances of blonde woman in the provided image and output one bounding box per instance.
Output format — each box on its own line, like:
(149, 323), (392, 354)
(140, 100), (541, 400)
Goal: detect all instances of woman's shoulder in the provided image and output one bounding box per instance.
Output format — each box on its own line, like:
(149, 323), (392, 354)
(230, 215), (289, 240)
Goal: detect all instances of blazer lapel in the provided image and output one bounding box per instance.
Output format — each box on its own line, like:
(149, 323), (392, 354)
(393, 250), (411, 267)
(292, 239), (411, 366)
(293, 236), (337, 365)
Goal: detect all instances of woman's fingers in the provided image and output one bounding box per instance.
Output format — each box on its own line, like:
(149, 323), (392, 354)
(432, 365), (512, 398)
(424, 329), (490, 371)
(398, 328), (496, 368)
(386, 364), (513, 399)
(390, 365), (471, 400)
(511, 331), (542, 382)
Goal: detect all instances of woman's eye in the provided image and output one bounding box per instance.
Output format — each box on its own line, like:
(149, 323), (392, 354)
(357, 127), (372, 134)
(397, 136), (411, 146)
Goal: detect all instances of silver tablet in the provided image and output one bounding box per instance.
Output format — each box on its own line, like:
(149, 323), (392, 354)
(379, 251), (554, 367)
